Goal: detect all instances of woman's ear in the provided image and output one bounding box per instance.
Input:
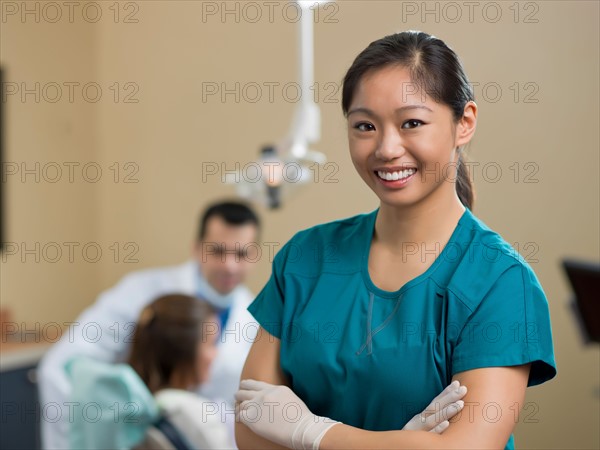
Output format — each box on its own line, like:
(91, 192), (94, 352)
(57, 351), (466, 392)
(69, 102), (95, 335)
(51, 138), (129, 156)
(455, 101), (477, 148)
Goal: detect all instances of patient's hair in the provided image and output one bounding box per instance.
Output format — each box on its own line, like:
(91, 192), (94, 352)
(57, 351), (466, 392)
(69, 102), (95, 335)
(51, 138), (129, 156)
(128, 294), (216, 393)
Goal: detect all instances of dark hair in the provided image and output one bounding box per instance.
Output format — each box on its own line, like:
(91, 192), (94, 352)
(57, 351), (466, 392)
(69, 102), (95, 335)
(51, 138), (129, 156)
(128, 294), (216, 393)
(342, 31), (475, 209)
(198, 200), (261, 241)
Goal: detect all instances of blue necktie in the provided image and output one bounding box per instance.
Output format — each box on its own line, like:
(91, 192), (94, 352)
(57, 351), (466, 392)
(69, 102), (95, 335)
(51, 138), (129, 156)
(217, 306), (231, 338)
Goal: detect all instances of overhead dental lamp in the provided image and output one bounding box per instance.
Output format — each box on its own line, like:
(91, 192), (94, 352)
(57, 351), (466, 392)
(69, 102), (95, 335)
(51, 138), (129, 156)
(228, 0), (333, 209)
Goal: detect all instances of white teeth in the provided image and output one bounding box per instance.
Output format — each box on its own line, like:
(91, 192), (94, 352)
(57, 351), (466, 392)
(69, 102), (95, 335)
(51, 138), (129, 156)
(377, 169), (416, 181)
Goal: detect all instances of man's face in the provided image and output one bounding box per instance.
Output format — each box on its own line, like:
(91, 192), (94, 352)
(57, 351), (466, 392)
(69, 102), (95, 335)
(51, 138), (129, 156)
(193, 216), (259, 295)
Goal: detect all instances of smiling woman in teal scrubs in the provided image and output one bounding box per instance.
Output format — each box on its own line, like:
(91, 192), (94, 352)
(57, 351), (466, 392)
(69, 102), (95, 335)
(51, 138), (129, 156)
(235, 31), (557, 450)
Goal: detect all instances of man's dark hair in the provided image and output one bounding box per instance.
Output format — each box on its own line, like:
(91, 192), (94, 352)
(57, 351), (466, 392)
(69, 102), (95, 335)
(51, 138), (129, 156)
(197, 200), (260, 240)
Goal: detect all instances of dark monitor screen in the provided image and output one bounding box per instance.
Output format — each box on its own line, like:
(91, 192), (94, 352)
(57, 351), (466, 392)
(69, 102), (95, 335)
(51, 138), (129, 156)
(562, 259), (600, 344)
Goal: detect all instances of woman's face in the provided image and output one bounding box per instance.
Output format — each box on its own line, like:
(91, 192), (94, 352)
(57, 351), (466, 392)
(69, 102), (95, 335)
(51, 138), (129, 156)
(347, 65), (471, 209)
(194, 315), (219, 386)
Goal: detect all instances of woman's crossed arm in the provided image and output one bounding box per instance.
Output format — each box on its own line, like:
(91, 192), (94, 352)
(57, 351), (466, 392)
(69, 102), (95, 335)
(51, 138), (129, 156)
(235, 326), (523, 450)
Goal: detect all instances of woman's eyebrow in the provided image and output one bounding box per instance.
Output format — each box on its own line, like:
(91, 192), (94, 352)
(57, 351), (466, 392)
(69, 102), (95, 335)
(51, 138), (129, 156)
(395, 105), (433, 113)
(347, 105), (433, 117)
(347, 107), (375, 117)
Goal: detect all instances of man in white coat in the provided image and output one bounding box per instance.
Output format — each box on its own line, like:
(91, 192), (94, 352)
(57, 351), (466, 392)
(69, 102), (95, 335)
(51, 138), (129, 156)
(37, 200), (261, 449)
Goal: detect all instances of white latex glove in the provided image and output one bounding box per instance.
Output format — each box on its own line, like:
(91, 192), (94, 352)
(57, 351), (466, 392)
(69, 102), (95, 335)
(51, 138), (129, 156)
(403, 380), (467, 433)
(235, 379), (340, 450)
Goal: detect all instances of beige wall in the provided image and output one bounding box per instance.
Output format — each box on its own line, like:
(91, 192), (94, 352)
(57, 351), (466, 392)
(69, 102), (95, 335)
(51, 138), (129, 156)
(1, 1), (598, 448)
(0, 4), (99, 323)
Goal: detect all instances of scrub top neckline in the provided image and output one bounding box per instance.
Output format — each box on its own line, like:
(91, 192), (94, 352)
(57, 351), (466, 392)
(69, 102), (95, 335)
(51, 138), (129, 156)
(361, 207), (472, 299)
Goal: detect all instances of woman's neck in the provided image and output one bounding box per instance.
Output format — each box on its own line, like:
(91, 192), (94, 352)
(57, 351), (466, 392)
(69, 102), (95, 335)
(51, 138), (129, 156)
(375, 192), (466, 251)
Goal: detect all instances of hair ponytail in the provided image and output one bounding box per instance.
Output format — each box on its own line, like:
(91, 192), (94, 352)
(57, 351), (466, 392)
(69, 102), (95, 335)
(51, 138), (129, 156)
(456, 153), (474, 210)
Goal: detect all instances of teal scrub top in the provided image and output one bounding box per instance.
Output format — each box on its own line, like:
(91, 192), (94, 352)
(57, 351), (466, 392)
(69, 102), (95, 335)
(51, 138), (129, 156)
(248, 208), (557, 450)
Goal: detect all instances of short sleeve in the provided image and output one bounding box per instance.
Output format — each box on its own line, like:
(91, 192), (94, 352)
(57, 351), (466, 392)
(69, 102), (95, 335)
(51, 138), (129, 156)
(451, 263), (557, 386)
(247, 242), (289, 339)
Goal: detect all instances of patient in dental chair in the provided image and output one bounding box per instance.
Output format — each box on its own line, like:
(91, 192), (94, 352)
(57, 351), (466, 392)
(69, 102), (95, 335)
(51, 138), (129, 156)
(66, 294), (234, 449)
(128, 293), (235, 449)
(65, 294), (235, 450)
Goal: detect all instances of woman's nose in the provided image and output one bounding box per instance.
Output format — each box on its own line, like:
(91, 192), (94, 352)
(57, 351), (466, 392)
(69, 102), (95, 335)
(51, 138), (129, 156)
(375, 128), (406, 161)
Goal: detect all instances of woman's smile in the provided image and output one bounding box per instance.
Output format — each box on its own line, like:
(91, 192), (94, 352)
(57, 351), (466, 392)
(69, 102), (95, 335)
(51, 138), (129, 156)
(374, 167), (417, 187)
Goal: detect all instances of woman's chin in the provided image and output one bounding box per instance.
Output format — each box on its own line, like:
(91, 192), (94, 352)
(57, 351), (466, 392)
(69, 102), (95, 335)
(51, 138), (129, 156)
(373, 190), (420, 209)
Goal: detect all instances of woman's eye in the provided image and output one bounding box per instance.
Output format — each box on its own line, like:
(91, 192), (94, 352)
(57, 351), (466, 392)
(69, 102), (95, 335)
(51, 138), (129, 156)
(402, 119), (424, 129)
(354, 122), (375, 132)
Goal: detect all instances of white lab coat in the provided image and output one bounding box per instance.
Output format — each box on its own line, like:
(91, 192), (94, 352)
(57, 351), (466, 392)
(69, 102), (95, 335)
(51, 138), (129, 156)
(37, 260), (258, 449)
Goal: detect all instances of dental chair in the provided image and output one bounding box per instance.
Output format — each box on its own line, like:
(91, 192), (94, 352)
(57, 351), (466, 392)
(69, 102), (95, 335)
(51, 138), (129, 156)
(135, 417), (193, 450)
(65, 356), (193, 450)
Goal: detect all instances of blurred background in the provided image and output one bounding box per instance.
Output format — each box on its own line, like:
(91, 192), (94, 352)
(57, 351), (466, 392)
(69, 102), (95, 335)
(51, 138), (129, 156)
(0, 0), (598, 448)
